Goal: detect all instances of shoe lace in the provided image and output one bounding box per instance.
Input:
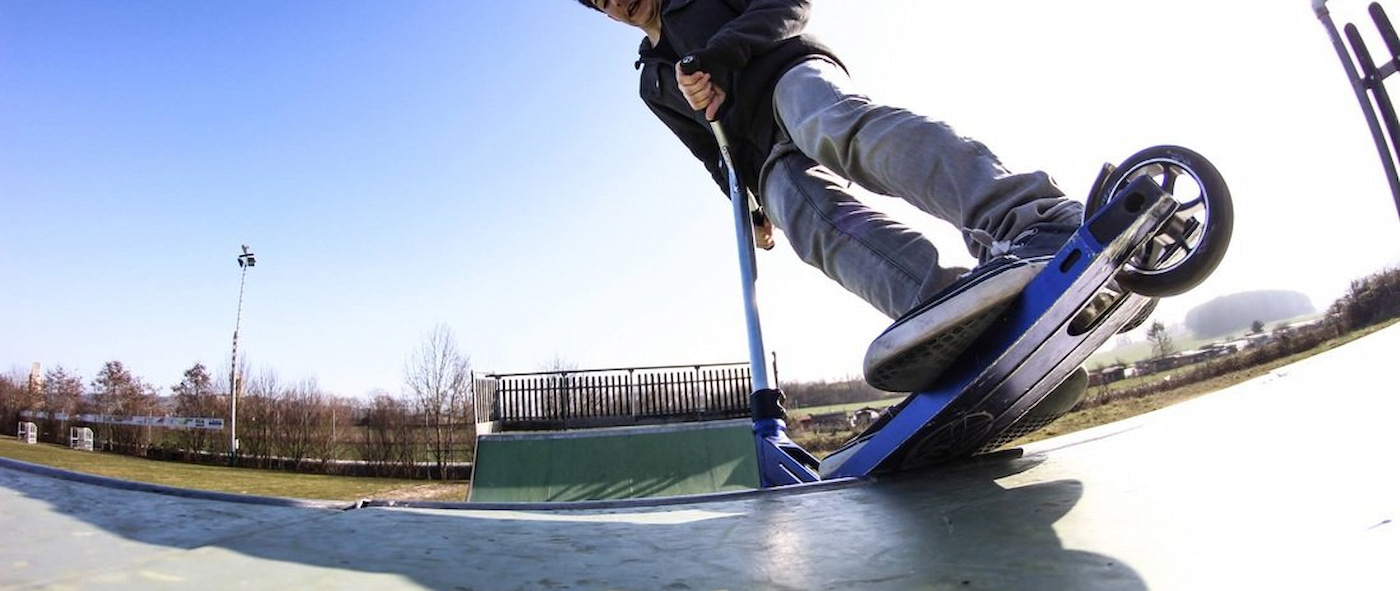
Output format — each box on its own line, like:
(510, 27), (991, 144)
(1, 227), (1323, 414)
(967, 228), (1014, 261)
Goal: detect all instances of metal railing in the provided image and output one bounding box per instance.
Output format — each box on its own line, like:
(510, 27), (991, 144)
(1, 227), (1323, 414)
(473, 362), (752, 432)
(1316, 0), (1400, 220)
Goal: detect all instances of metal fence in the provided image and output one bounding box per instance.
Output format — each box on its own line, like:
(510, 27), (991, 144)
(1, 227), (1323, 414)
(1316, 0), (1400, 219)
(473, 363), (752, 432)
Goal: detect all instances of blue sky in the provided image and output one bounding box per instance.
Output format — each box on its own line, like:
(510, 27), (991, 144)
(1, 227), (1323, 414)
(4, 0), (1398, 398)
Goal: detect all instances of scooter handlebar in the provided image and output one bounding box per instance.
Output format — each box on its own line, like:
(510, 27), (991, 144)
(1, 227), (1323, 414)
(678, 54), (704, 75)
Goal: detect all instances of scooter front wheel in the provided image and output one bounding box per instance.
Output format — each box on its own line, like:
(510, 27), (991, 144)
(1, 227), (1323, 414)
(1088, 145), (1233, 297)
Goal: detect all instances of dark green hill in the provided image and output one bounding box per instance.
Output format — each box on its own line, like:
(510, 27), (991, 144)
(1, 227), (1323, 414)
(1185, 290), (1315, 339)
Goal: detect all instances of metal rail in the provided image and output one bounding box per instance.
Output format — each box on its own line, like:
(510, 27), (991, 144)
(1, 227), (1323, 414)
(1315, 0), (1400, 220)
(474, 363), (752, 431)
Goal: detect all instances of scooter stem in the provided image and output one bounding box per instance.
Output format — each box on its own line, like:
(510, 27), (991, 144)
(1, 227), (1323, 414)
(678, 54), (772, 391)
(710, 119), (773, 391)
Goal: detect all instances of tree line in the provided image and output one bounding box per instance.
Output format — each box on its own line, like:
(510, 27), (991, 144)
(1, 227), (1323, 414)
(1080, 265), (1400, 410)
(1328, 265), (1400, 332)
(0, 325), (475, 480)
(782, 376), (891, 411)
(7, 266), (1396, 479)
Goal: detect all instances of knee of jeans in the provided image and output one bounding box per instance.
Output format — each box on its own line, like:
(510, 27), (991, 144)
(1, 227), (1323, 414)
(765, 196), (806, 240)
(760, 157), (810, 231)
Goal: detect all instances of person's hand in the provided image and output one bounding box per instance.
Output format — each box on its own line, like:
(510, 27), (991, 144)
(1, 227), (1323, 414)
(675, 62), (726, 121)
(754, 212), (775, 251)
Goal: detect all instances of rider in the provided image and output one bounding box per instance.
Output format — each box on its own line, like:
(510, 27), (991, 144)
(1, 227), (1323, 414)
(573, 0), (1085, 395)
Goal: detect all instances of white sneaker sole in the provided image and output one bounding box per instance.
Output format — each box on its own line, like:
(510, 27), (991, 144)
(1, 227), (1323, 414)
(864, 261), (1044, 392)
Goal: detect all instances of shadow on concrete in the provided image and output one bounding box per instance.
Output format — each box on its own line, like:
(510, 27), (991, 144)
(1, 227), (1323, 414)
(831, 454), (1147, 589)
(1, 448), (1143, 590)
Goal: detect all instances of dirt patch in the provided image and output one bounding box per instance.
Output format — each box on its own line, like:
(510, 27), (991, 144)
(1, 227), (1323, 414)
(371, 482), (470, 502)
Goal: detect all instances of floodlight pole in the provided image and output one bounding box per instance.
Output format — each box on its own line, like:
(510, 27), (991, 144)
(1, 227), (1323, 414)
(229, 245), (256, 464)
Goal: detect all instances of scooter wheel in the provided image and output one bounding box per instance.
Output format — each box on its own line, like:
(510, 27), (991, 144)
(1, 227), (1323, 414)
(1088, 146), (1233, 297)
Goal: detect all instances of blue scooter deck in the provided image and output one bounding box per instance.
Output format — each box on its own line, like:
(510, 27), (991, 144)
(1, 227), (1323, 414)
(807, 177), (1179, 479)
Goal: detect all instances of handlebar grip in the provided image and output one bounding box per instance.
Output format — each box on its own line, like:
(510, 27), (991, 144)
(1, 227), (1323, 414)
(678, 54), (705, 75)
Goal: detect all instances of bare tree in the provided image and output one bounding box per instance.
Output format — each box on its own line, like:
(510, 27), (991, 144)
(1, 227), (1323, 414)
(404, 325), (473, 480)
(0, 370), (29, 436)
(1147, 321), (1177, 360)
(171, 364), (220, 458)
(359, 389), (418, 477)
(91, 361), (157, 454)
(41, 366), (85, 444)
(239, 369), (281, 467)
(1329, 267), (1400, 331)
(325, 394), (356, 465)
(275, 379), (331, 470)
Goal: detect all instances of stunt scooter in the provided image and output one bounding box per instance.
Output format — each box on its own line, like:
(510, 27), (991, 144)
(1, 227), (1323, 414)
(680, 56), (1235, 486)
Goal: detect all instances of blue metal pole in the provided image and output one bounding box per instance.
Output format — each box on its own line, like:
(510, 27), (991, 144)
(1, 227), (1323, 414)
(708, 121), (772, 391)
(708, 120), (820, 486)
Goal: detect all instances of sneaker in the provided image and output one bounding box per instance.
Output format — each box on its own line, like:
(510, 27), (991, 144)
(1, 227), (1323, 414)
(863, 222), (1078, 392)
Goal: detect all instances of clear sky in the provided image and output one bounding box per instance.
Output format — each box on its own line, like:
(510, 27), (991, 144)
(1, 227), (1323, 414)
(4, 0), (1398, 398)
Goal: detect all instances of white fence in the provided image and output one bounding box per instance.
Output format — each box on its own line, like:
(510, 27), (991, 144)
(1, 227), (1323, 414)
(16, 422), (37, 444)
(19, 410), (225, 430)
(69, 427), (93, 451)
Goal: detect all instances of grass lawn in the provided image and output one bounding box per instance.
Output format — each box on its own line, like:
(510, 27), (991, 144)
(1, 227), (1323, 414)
(0, 439), (468, 503)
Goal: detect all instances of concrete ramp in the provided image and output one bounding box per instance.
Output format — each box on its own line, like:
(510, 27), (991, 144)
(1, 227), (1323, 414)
(468, 419), (761, 502)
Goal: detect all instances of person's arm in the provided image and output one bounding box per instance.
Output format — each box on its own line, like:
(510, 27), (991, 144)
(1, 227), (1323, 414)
(675, 0), (809, 119)
(644, 81), (777, 250)
(693, 0), (810, 82)
(644, 93), (728, 194)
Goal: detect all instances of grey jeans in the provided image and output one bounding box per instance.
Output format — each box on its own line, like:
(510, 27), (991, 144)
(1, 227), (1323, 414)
(759, 58), (1083, 319)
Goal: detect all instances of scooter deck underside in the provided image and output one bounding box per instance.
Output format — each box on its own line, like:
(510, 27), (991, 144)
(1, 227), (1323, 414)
(818, 178), (1179, 479)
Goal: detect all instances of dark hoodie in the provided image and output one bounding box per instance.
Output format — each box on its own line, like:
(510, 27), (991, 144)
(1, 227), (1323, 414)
(633, 0), (842, 200)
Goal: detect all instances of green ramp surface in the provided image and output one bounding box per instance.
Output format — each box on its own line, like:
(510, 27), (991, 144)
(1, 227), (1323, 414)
(469, 419), (760, 502)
